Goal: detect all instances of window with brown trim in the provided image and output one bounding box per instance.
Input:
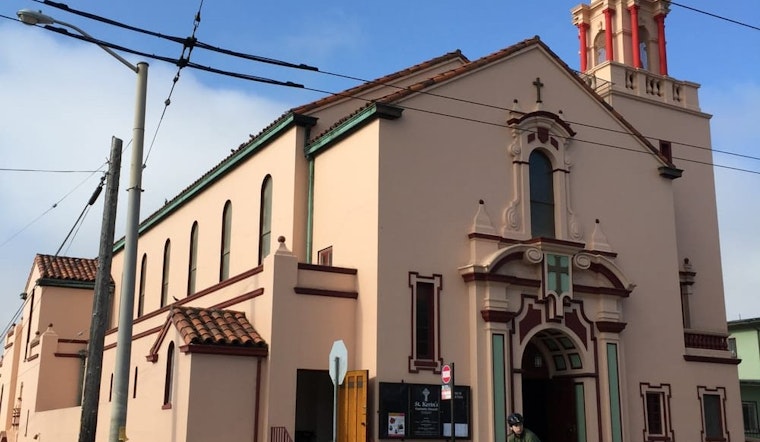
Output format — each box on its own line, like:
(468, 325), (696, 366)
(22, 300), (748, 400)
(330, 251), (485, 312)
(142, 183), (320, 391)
(408, 273), (443, 372)
(220, 202), (232, 281)
(640, 383), (674, 441)
(138, 254), (147, 317)
(259, 176), (273, 265)
(698, 386), (728, 442)
(188, 222), (198, 295)
(160, 240), (171, 308)
(163, 342), (174, 408)
(659, 140), (673, 163)
(318, 246), (333, 266)
(133, 367), (139, 399)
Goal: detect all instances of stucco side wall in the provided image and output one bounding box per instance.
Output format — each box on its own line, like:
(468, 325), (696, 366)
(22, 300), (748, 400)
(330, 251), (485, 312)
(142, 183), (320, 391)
(186, 353), (259, 442)
(311, 123), (380, 378)
(608, 93), (726, 334)
(304, 57), (467, 140)
(19, 405), (80, 441)
(35, 329), (83, 411)
(35, 286), (93, 340)
(109, 126), (306, 326)
(261, 248), (358, 439)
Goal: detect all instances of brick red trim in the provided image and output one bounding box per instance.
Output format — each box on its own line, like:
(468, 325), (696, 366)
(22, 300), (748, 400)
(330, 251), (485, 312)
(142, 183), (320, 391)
(297, 263), (357, 274)
(294, 287), (358, 299)
(480, 310), (516, 323)
(683, 355), (740, 365)
(54, 352), (84, 358)
(178, 344), (268, 357)
(596, 321), (627, 333)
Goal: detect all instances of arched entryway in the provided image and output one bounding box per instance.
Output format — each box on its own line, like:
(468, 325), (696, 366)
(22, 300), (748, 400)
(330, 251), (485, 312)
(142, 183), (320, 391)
(519, 328), (589, 442)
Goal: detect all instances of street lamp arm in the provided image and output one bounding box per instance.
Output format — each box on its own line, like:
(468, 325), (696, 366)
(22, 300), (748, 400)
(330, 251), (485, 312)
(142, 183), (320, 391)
(17, 9), (137, 73)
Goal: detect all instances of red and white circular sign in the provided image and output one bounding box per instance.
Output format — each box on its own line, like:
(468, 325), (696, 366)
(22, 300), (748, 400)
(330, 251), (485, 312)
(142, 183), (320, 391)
(441, 364), (451, 384)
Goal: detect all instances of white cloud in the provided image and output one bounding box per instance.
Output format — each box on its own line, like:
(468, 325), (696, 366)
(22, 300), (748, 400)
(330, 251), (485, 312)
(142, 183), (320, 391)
(0, 24), (288, 332)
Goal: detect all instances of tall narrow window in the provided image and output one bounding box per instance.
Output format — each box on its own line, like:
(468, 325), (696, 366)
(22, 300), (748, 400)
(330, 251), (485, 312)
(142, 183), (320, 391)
(258, 176), (273, 265)
(699, 387), (728, 442)
(743, 401), (759, 434)
(408, 273), (443, 372)
(529, 150), (555, 238)
(188, 222), (198, 295)
(137, 254), (147, 317)
(160, 240), (171, 308)
(638, 26), (650, 70)
(594, 32), (606, 65)
(659, 140), (673, 163)
(640, 384), (674, 441)
(133, 367), (139, 399)
(416, 282), (433, 359)
(163, 342), (175, 408)
(220, 202), (232, 281)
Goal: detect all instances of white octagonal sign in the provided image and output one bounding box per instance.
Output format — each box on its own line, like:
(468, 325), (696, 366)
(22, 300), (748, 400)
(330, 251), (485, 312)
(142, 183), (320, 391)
(329, 339), (348, 386)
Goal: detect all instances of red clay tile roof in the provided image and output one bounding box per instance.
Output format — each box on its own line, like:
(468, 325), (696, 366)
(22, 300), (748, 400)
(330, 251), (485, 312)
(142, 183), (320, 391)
(170, 306), (267, 348)
(35, 254), (98, 281)
(291, 49), (468, 115)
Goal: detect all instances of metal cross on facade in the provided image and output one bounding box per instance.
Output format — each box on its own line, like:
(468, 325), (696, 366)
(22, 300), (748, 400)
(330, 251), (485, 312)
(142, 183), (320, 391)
(533, 77), (544, 103)
(546, 253), (570, 295)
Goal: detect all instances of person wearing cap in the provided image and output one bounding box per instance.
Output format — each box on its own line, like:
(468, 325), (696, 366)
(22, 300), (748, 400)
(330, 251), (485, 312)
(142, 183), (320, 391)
(506, 413), (541, 442)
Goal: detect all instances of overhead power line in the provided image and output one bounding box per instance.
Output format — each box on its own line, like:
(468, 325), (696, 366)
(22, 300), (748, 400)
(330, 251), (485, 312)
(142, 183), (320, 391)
(671, 1), (760, 32)
(34, 0), (320, 72)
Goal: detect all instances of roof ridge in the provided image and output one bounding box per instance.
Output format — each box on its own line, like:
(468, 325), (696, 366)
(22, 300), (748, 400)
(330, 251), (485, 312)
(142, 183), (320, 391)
(291, 49), (469, 115)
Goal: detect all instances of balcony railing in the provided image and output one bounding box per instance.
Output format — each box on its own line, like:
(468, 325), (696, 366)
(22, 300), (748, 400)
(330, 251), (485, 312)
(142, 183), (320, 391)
(271, 426), (293, 442)
(684, 332), (728, 351)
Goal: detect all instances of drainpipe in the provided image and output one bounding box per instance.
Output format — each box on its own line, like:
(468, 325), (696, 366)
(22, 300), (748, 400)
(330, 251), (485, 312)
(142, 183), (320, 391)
(303, 122), (315, 264)
(306, 158), (315, 264)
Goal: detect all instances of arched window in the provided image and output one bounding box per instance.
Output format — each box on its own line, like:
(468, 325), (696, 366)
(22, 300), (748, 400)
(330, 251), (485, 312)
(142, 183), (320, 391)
(188, 222), (199, 295)
(638, 26), (650, 70)
(160, 240), (171, 307)
(594, 32), (606, 65)
(529, 150), (555, 238)
(137, 254), (147, 317)
(258, 176), (273, 265)
(163, 342), (174, 407)
(220, 202), (232, 281)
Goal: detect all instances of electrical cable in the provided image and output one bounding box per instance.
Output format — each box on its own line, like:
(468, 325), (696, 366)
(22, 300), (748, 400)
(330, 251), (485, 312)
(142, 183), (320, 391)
(670, 1), (760, 32)
(143, 0), (206, 166)
(2, 12), (756, 165)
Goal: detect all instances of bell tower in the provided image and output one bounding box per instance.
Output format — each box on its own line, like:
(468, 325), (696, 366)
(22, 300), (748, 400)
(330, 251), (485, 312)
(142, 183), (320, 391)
(570, 0), (700, 112)
(572, 0), (670, 74)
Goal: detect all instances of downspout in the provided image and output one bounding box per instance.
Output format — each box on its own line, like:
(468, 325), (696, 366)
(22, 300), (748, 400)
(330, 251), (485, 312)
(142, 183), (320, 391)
(77, 349), (87, 405)
(253, 357), (263, 442)
(304, 125), (315, 264)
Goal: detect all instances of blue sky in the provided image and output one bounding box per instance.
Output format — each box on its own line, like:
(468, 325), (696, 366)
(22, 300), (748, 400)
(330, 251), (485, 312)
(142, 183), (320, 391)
(1, 0), (759, 334)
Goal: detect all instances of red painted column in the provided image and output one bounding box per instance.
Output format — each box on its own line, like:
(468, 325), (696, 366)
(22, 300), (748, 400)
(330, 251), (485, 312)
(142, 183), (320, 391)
(655, 13), (668, 75)
(578, 22), (590, 71)
(604, 8), (615, 62)
(629, 4), (641, 68)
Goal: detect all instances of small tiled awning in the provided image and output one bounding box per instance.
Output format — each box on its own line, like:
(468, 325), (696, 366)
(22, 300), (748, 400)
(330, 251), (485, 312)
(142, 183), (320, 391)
(147, 306), (268, 361)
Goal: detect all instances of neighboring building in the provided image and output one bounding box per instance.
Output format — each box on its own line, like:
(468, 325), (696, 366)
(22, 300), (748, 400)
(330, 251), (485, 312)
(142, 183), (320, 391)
(728, 318), (760, 440)
(0, 1), (743, 441)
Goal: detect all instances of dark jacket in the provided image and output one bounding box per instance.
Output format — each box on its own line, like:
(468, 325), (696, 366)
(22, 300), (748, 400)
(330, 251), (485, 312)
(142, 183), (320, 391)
(507, 428), (541, 442)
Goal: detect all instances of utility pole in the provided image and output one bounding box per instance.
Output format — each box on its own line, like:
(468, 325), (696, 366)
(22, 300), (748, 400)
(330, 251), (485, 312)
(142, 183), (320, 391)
(79, 137), (122, 442)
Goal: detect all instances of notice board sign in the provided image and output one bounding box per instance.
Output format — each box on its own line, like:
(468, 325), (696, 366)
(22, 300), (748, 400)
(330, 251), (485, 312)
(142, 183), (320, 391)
(379, 382), (471, 439)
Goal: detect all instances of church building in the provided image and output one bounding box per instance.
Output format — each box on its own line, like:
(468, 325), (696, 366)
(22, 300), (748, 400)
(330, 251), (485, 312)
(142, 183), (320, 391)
(0, 0), (742, 441)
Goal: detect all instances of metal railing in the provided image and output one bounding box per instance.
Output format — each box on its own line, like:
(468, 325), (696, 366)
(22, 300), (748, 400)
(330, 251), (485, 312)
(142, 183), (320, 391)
(271, 426), (293, 442)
